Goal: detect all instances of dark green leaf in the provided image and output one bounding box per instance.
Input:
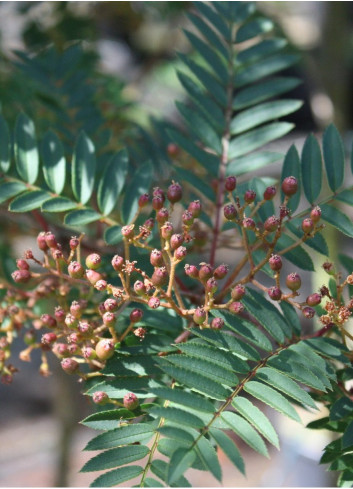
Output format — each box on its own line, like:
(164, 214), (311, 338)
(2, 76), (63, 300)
(195, 435), (222, 481)
(104, 225), (123, 245)
(168, 448), (196, 485)
(41, 130), (66, 194)
(232, 396), (279, 448)
(151, 387), (215, 413)
(41, 196), (76, 212)
(227, 151), (282, 176)
(122, 161), (153, 224)
(168, 128), (218, 176)
(149, 406), (204, 429)
(237, 38), (287, 64)
(256, 367), (317, 409)
(87, 377), (163, 399)
(144, 478), (164, 487)
(0, 182), (26, 204)
(81, 409), (137, 430)
(84, 422), (156, 451)
(305, 337), (350, 364)
(187, 13), (228, 60)
(102, 354), (161, 377)
(323, 124), (345, 192)
(275, 234), (315, 271)
(244, 381), (301, 422)
(175, 166), (216, 201)
(231, 100), (302, 136)
(90, 465), (143, 488)
(286, 220), (329, 256)
(194, 2), (231, 40)
(158, 426), (196, 445)
(320, 204), (353, 238)
(71, 131), (96, 205)
(281, 144), (301, 212)
(279, 301), (301, 335)
(342, 421), (353, 448)
(228, 122), (294, 159)
(221, 411), (269, 456)
(64, 209), (101, 227)
(209, 429), (245, 474)
(301, 134), (322, 204)
(81, 445), (149, 472)
(151, 459), (191, 487)
(0, 114), (11, 172)
(9, 190), (51, 212)
(236, 17), (273, 42)
(97, 150), (128, 215)
(336, 188), (353, 206)
(330, 398), (353, 421)
(233, 77), (301, 110)
(14, 112), (39, 184)
(235, 54), (300, 88)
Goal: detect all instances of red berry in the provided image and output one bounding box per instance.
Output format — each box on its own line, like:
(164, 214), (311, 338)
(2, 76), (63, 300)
(229, 301), (244, 314)
(130, 309), (143, 323)
(123, 392), (139, 410)
(92, 391), (109, 405)
(95, 339), (115, 361)
(148, 297), (160, 309)
(184, 264), (199, 279)
(269, 254), (282, 271)
(231, 284), (245, 300)
(170, 234), (184, 251)
(244, 190), (256, 203)
(264, 215), (280, 232)
(225, 176), (236, 192)
(144, 218), (155, 230)
(150, 249), (164, 267)
(151, 267), (168, 287)
(211, 317), (224, 329)
(188, 200), (202, 218)
(138, 193), (149, 207)
(243, 217), (255, 230)
(214, 264), (229, 280)
(302, 306), (315, 319)
(68, 261), (84, 279)
(61, 358), (79, 374)
(302, 218), (314, 234)
(174, 246), (187, 261)
(310, 206), (321, 223)
(112, 255), (124, 271)
(263, 186), (276, 200)
(11, 269), (31, 283)
(152, 196), (164, 210)
(167, 143), (180, 157)
(286, 273), (301, 291)
(69, 236), (79, 250)
(280, 206), (290, 220)
(85, 253), (101, 270)
(199, 263), (213, 282)
(167, 182), (182, 203)
(268, 286), (282, 301)
(306, 293), (321, 306)
(282, 176), (298, 196)
(16, 259), (29, 270)
(224, 204), (237, 220)
(156, 207), (169, 224)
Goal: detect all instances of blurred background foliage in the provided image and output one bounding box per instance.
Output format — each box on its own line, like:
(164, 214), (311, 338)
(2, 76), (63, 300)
(1, 2), (353, 487)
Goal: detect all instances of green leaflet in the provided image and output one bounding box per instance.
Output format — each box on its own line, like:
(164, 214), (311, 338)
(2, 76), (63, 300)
(14, 112), (39, 184)
(149, 406), (204, 429)
(237, 38), (287, 64)
(304, 337), (350, 364)
(144, 478), (164, 487)
(228, 122), (294, 159)
(286, 219), (329, 256)
(97, 150), (128, 216)
(232, 396), (279, 448)
(301, 133), (322, 204)
(183, 30), (228, 82)
(211, 309), (273, 351)
(227, 151), (282, 176)
(0, 182), (26, 204)
(255, 366), (317, 409)
(330, 398), (353, 421)
(177, 340), (250, 373)
(191, 328), (260, 361)
(157, 358), (231, 400)
(41, 196), (76, 212)
(0, 114), (11, 172)
(8, 190), (51, 212)
(84, 422), (156, 451)
(71, 131), (96, 205)
(176, 101), (222, 154)
(235, 54), (300, 88)
(233, 76), (301, 110)
(168, 128), (218, 176)
(150, 387), (215, 413)
(90, 465), (143, 488)
(102, 354), (161, 377)
(41, 130), (66, 194)
(64, 209), (101, 227)
(81, 445), (149, 472)
(279, 301), (301, 336)
(194, 2), (231, 40)
(281, 144), (301, 212)
(174, 166), (216, 202)
(236, 17), (273, 42)
(320, 204), (353, 238)
(230, 99), (302, 135)
(244, 381), (301, 422)
(168, 448), (196, 485)
(221, 411), (269, 457)
(81, 409), (137, 430)
(209, 429), (245, 475)
(187, 13), (228, 60)
(158, 426), (196, 445)
(122, 161), (153, 224)
(162, 353), (238, 387)
(104, 225), (123, 245)
(151, 459), (191, 487)
(336, 188), (353, 206)
(323, 124), (345, 192)
(342, 421), (353, 449)
(195, 436), (222, 482)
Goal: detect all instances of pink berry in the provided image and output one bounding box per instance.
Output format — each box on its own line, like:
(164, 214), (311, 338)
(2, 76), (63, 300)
(153, 187), (165, 202)
(170, 234), (184, 251)
(264, 215), (280, 232)
(16, 259), (29, 270)
(282, 176), (298, 196)
(103, 312), (116, 325)
(267, 286), (282, 301)
(54, 307), (65, 323)
(95, 279), (107, 291)
(134, 281), (146, 296)
(95, 339), (115, 361)
(156, 207), (169, 224)
(224, 204), (237, 220)
(229, 301), (244, 314)
(302, 218), (314, 234)
(188, 200), (202, 218)
(45, 232), (57, 249)
(152, 196), (164, 210)
(41, 332), (57, 345)
(184, 264), (199, 279)
(206, 277), (218, 294)
(161, 222), (173, 239)
(144, 218), (155, 230)
(286, 273), (301, 291)
(269, 254), (282, 271)
(263, 186), (276, 200)
(211, 317), (224, 329)
(123, 392), (139, 410)
(213, 264), (229, 280)
(182, 210), (194, 226)
(302, 306), (315, 319)
(70, 301), (82, 318)
(306, 293), (321, 306)
(138, 193), (149, 208)
(86, 269), (102, 285)
(112, 255), (124, 272)
(225, 176), (236, 192)
(167, 182), (182, 203)
(41, 314), (57, 328)
(78, 322), (92, 335)
(82, 346), (96, 360)
(122, 225), (135, 239)
(69, 236), (79, 250)
(310, 206), (321, 223)
(37, 232), (48, 251)
(151, 267), (168, 287)
(174, 246), (187, 261)
(61, 358), (79, 374)
(68, 261), (84, 279)
(243, 217), (255, 230)
(231, 284), (245, 300)
(104, 298), (119, 312)
(167, 143), (180, 157)
(148, 297), (160, 309)
(193, 307), (206, 325)
(244, 190), (256, 203)
(150, 249), (164, 267)
(11, 269), (31, 283)
(130, 309), (143, 323)
(92, 391), (109, 405)
(199, 263), (213, 282)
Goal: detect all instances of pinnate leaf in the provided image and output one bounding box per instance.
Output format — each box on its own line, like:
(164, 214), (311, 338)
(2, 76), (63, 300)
(14, 112), (39, 184)
(323, 124), (345, 192)
(81, 445), (149, 472)
(90, 465), (143, 488)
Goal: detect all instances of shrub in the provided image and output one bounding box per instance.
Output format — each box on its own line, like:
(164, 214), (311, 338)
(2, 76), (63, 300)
(1, 2), (353, 487)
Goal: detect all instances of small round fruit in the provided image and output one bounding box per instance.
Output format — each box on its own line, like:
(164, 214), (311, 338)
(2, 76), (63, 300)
(95, 339), (115, 361)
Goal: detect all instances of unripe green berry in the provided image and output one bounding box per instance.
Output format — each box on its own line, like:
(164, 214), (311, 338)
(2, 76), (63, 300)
(85, 253), (101, 270)
(95, 339), (115, 361)
(68, 261), (84, 279)
(193, 307), (206, 325)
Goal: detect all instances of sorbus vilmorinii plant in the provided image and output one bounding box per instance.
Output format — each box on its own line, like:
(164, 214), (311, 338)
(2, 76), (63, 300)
(1, 2), (353, 488)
